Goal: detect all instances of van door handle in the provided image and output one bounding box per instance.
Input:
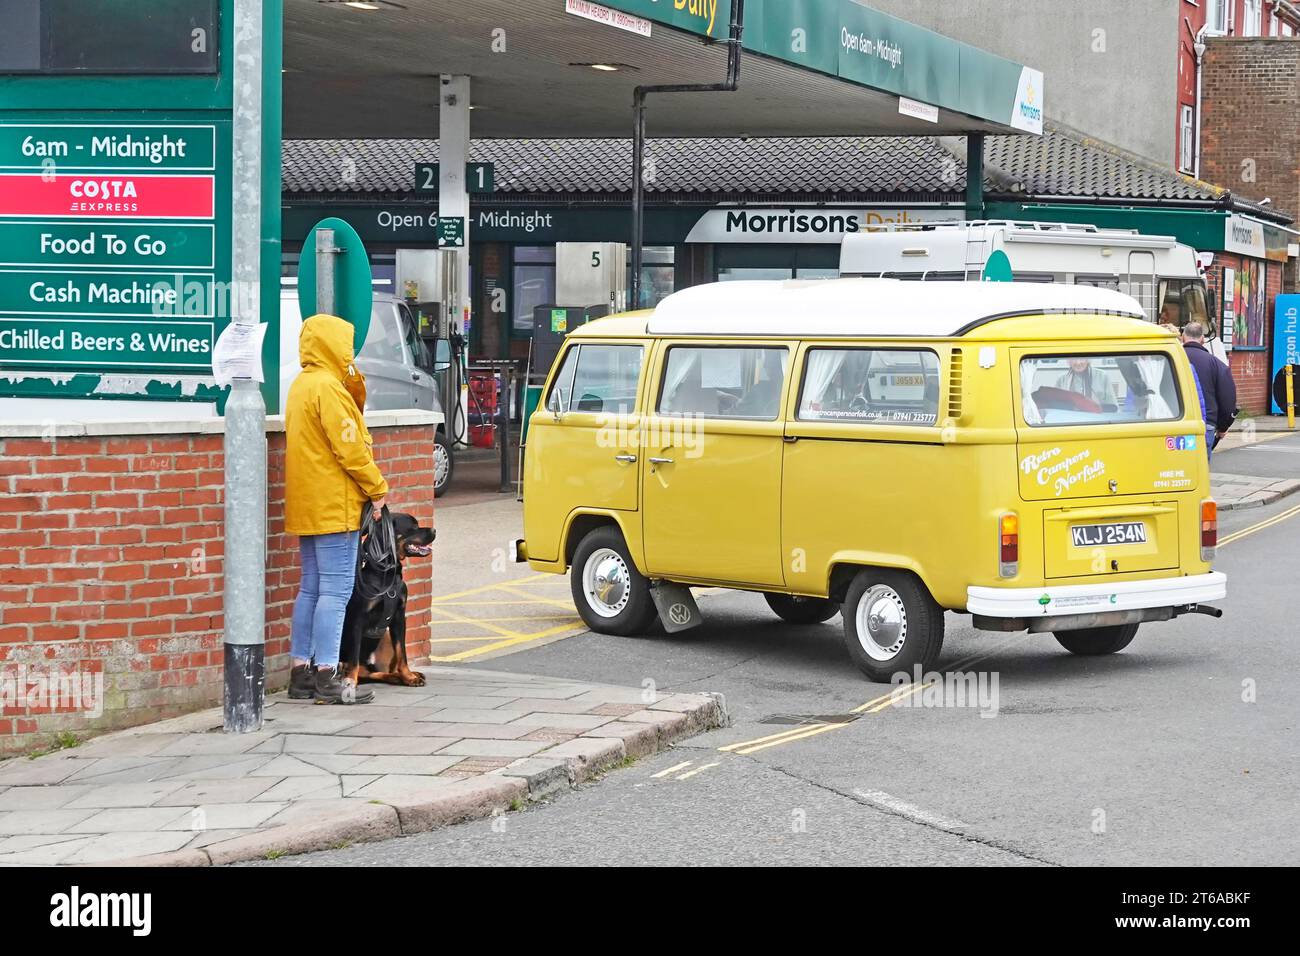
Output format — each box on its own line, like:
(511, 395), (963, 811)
(410, 373), (421, 382)
(614, 454), (638, 463)
(648, 456), (674, 465)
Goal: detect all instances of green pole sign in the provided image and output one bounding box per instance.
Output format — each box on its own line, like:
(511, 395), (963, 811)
(437, 216), (466, 247)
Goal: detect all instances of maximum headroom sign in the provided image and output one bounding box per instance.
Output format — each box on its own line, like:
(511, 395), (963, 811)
(0, 0), (282, 408)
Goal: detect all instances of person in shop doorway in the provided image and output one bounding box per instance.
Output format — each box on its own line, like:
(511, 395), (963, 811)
(284, 313), (390, 704)
(1182, 321), (1238, 460)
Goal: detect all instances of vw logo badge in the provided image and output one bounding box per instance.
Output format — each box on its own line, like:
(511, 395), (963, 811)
(668, 603), (692, 626)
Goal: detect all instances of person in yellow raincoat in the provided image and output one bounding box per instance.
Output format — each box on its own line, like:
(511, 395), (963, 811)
(284, 314), (388, 704)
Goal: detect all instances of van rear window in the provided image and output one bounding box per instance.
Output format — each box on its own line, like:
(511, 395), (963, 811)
(1020, 353), (1184, 426)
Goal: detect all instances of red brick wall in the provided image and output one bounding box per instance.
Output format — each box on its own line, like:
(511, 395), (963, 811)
(1201, 38), (1300, 222)
(0, 419), (434, 757)
(1204, 253), (1278, 414)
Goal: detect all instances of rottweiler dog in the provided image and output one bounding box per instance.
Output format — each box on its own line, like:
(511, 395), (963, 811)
(340, 511), (435, 689)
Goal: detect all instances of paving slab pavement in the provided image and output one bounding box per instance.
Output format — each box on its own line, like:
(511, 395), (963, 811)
(0, 665), (726, 866)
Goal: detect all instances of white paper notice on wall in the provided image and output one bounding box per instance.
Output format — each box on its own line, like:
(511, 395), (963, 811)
(211, 321), (268, 386)
(979, 346), (996, 368)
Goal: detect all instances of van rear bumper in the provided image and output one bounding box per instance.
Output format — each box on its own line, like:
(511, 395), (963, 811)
(966, 571), (1226, 619)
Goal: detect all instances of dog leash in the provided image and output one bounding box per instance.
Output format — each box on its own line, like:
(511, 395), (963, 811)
(354, 503), (401, 601)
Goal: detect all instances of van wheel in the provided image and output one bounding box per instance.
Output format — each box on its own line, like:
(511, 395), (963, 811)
(842, 569), (943, 682)
(764, 593), (840, 625)
(570, 527), (657, 636)
(1054, 623), (1138, 656)
(434, 432), (454, 498)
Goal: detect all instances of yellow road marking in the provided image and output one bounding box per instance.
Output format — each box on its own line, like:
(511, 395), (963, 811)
(652, 760), (694, 778)
(1219, 503), (1300, 547)
(733, 722), (845, 755)
(426, 621), (585, 662)
(850, 687), (913, 714)
(865, 681), (931, 714)
(675, 761), (719, 780)
(718, 723), (828, 753)
(430, 573), (555, 603)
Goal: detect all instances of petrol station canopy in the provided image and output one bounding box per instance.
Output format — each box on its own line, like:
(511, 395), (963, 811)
(284, 0), (1045, 139)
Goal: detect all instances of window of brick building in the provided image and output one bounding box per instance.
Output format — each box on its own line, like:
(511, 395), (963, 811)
(1179, 106), (1195, 173)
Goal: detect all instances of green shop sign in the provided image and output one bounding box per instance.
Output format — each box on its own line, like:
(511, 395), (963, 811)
(743, 0), (1041, 133)
(0, 0), (284, 408)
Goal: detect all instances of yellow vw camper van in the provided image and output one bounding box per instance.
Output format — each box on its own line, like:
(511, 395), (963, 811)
(518, 280), (1226, 681)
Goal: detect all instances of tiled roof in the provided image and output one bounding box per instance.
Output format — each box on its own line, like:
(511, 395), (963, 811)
(282, 123), (1267, 214)
(281, 134), (963, 195)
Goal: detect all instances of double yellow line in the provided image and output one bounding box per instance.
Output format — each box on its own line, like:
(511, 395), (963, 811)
(1219, 502), (1300, 547)
(718, 683), (934, 755)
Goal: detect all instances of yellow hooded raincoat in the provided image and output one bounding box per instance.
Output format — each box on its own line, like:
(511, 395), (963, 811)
(284, 314), (389, 536)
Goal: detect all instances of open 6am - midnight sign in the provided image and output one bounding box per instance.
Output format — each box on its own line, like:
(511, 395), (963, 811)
(0, 0), (281, 409)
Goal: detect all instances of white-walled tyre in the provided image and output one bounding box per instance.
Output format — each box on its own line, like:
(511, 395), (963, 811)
(842, 569), (943, 682)
(570, 527), (657, 636)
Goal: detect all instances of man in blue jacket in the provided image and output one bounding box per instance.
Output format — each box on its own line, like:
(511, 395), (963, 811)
(1182, 322), (1238, 459)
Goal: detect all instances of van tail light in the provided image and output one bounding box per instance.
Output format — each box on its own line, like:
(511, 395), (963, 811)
(1201, 499), (1217, 561)
(998, 512), (1019, 578)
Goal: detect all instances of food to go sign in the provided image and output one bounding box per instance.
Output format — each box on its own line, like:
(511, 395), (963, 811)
(0, 123), (226, 372)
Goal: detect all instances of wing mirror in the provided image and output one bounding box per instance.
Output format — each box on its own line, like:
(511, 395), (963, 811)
(432, 338), (452, 373)
(547, 387), (567, 419)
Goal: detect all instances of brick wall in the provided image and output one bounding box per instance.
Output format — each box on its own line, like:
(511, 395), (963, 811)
(1201, 37), (1300, 222)
(0, 412), (436, 757)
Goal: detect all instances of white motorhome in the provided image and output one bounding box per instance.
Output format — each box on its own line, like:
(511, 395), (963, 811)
(839, 220), (1227, 361)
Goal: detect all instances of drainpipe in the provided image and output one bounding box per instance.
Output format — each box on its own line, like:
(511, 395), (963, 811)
(1193, 27), (1207, 180)
(631, 0), (745, 308)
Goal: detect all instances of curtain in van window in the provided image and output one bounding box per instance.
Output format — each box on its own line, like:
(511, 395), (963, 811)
(1021, 368), (1044, 425)
(1134, 355), (1176, 419)
(800, 351), (848, 415)
(660, 350), (699, 412)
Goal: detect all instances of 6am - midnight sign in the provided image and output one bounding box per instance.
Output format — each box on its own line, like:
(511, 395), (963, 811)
(0, 122), (227, 373)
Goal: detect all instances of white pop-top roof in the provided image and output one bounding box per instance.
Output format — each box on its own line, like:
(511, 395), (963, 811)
(646, 279), (1147, 338)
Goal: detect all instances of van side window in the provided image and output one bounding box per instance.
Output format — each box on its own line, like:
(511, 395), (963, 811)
(798, 349), (941, 426)
(658, 347), (789, 420)
(549, 344), (643, 415)
(1019, 353), (1184, 426)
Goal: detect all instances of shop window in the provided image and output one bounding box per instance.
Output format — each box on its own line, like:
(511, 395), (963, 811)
(629, 246), (676, 309)
(714, 244), (839, 283)
(512, 246), (555, 334)
(658, 346), (789, 420)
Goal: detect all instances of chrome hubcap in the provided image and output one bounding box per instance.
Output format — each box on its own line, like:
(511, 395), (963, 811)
(434, 443), (450, 489)
(583, 548), (630, 618)
(856, 585), (907, 661)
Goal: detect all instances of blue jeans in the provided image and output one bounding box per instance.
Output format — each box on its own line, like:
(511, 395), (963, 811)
(1207, 428), (1216, 461)
(290, 531), (359, 668)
